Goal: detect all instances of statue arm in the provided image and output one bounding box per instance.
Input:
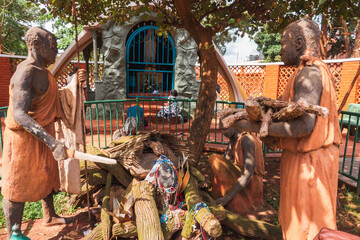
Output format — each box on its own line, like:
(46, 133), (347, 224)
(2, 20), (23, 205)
(217, 135), (255, 206)
(12, 68), (67, 160)
(231, 66), (323, 138)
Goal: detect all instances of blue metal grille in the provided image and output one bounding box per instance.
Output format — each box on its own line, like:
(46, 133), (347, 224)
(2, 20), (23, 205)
(126, 25), (176, 98)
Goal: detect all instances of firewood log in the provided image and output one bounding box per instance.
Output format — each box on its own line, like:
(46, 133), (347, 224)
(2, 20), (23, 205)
(222, 209), (282, 240)
(88, 169), (108, 186)
(112, 221), (137, 238)
(198, 189), (282, 239)
(128, 153), (158, 179)
(221, 97), (329, 138)
(220, 110), (248, 129)
(86, 145), (133, 187)
(260, 108), (273, 137)
(161, 208), (186, 240)
(133, 180), (164, 240)
(272, 97), (329, 121)
(244, 97), (263, 121)
(181, 175), (222, 239)
(84, 221), (138, 240)
(217, 108), (246, 120)
(101, 173), (112, 240)
(162, 142), (179, 167)
(147, 140), (165, 156)
(84, 224), (102, 240)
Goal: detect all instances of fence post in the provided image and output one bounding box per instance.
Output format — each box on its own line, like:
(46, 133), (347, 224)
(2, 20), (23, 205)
(136, 97), (139, 132)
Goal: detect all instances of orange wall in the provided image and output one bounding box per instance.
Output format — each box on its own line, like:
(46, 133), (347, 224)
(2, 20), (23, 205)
(0, 57), (11, 107)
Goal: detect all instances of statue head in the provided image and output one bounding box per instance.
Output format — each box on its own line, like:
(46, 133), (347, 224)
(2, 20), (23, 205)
(280, 19), (320, 66)
(25, 27), (58, 65)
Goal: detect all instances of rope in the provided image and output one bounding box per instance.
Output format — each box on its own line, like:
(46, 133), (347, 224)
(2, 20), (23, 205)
(185, 202), (215, 240)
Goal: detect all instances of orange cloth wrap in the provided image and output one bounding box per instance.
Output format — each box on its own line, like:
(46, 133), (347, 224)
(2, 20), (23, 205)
(278, 58), (341, 240)
(1, 71), (61, 202)
(208, 132), (265, 214)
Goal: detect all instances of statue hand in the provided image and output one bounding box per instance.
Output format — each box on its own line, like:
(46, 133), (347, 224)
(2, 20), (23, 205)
(76, 69), (87, 84)
(216, 195), (232, 206)
(52, 141), (68, 161)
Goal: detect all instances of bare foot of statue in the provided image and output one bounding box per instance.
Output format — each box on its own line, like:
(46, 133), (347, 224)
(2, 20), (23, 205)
(41, 193), (75, 226)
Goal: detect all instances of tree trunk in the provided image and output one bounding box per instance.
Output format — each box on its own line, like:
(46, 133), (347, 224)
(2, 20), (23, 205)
(352, 19), (360, 58)
(319, 13), (328, 59)
(187, 45), (218, 163)
(173, 0), (218, 163)
(341, 17), (351, 58)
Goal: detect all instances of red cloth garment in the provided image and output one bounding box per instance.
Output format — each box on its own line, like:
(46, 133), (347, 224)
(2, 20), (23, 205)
(208, 132), (265, 214)
(2, 71), (61, 202)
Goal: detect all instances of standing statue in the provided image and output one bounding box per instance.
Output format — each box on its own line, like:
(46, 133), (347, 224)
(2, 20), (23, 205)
(1, 27), (86, 238)
(208, 128), (265, 214)
(229, 19), (341, 240)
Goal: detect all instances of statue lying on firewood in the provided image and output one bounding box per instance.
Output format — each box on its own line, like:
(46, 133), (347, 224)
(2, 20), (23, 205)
(208, 128), (265, 215)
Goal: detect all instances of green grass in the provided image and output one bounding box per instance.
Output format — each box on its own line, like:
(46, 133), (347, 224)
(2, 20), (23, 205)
(0, 191), (79, 229)
(337, 188), (360, 235)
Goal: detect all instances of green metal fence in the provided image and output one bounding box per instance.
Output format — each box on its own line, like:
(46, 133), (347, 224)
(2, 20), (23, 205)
(1, 101), (360, 192)
(339, 111), (360, 192)
(0, 106), (8, 155)
(84, 98), (244, 148)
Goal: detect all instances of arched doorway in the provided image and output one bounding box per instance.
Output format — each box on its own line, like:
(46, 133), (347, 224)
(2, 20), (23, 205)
(126, 23), (176, 98)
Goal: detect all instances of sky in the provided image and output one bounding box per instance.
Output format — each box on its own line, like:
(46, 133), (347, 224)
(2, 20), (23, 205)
(222, 34), (259, 64)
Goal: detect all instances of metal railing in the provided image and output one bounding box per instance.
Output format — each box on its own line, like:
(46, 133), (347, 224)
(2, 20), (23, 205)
(84, 98), (244, 148)
(339, 111), (360, 192)
(1, 101), (360, 192)
(0, 106), (8, 155)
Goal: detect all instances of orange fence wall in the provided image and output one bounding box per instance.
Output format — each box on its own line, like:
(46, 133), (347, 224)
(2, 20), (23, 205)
(227, 60), (360, 111)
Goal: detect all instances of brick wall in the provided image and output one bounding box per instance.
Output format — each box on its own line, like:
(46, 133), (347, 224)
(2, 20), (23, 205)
(0, 57), (11, 107)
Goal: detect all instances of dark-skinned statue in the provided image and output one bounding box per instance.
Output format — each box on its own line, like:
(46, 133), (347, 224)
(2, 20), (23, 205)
(208, 128), (265, 215)
(228, 19), (341, 240)
(1, 27), (87, 238)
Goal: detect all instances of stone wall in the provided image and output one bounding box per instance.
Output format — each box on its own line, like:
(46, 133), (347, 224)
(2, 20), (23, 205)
(174, 29), (199, 100)
(96, 13), (199, 102)
(96, 13), (157, 100)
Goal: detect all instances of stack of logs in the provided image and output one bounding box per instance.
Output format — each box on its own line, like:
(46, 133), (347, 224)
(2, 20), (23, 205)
(75, 131), (282, 240)
(219, 96), (329, 137)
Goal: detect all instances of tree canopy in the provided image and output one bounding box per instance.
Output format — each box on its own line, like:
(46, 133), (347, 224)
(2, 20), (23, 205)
(253, 25), (281, 62)
(0, 0), (44, 55)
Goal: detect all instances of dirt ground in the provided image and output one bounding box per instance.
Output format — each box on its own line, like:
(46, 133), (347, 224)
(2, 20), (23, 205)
(0, 154), (359, 239)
